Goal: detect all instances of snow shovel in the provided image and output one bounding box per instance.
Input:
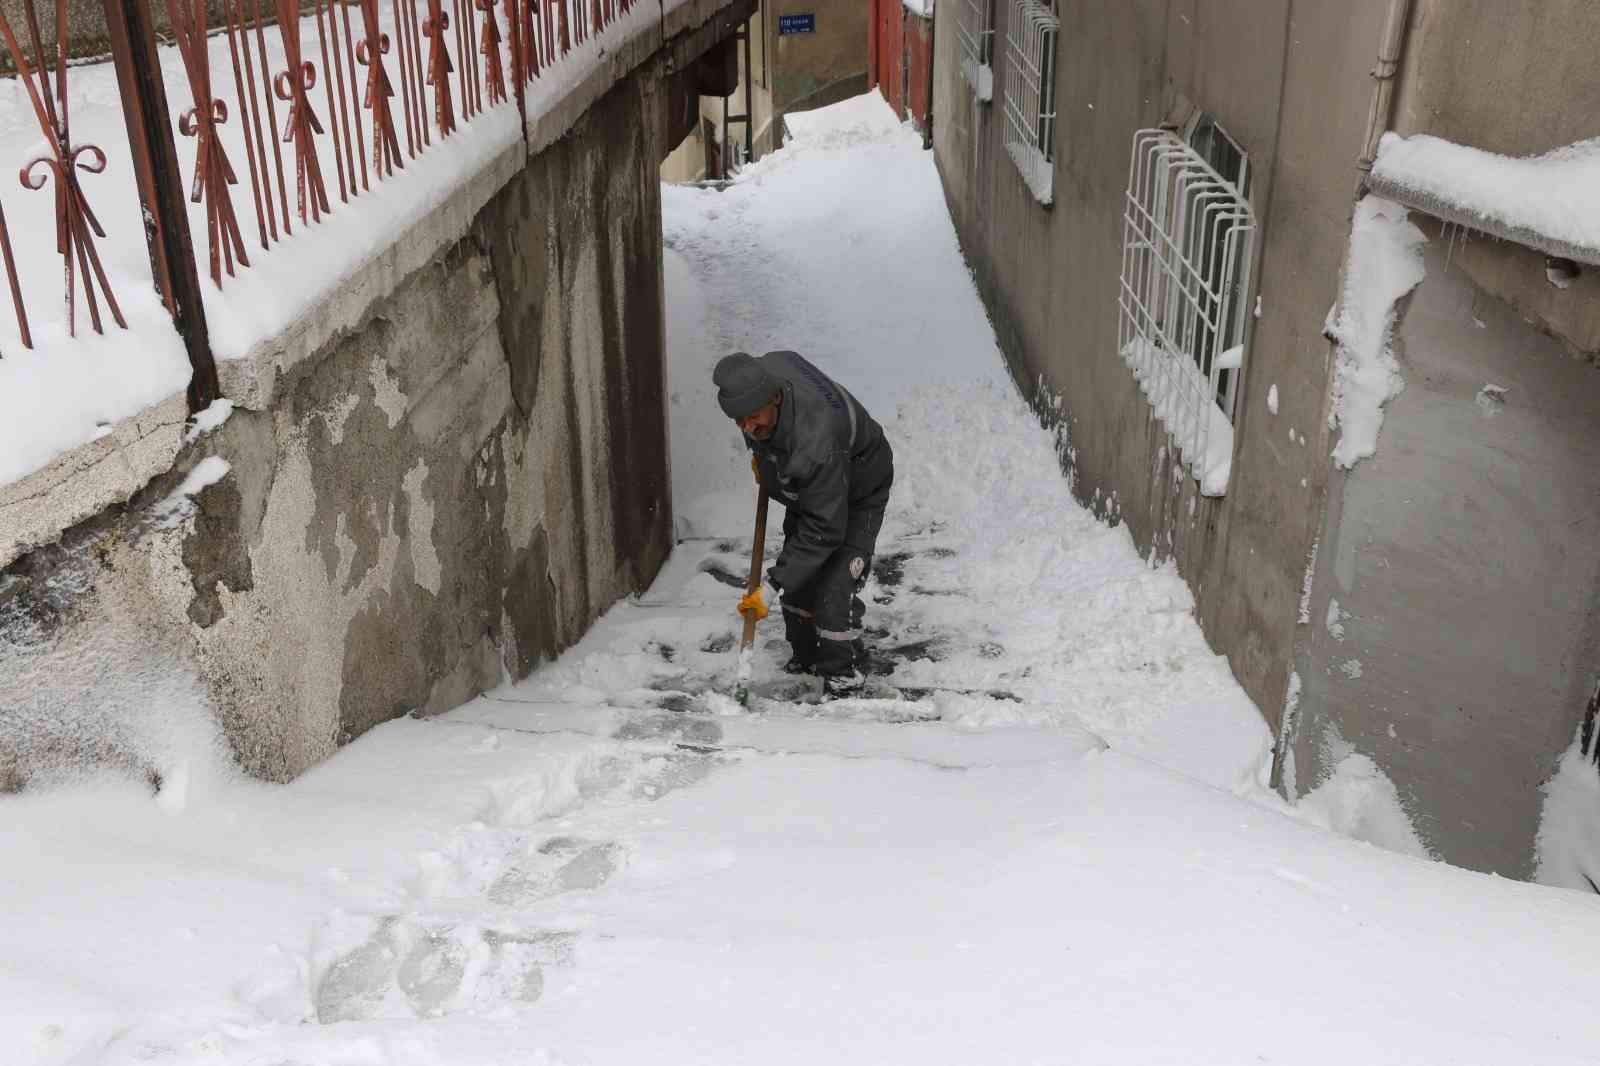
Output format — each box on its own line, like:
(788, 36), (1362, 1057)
(735, 487), (771, 706)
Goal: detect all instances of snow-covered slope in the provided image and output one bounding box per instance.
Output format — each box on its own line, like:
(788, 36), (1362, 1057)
(6, 93), (1600, 1066)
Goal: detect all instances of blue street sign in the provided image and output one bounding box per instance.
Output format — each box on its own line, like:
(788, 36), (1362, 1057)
(778, 13), (816, 35)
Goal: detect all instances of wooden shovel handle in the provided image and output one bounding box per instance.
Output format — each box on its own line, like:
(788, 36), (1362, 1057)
(740, 487), (770, 650)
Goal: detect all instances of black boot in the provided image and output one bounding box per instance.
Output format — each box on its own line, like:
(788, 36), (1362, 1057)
(821, 669), (865, 700)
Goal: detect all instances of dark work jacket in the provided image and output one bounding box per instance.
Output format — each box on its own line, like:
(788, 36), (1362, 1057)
(747, 351), (893, 593)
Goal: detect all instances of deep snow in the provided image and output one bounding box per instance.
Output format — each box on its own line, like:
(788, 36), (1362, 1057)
(6, 93), (1600, 1066)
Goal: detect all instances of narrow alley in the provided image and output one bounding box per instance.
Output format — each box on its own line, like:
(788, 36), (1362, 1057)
(6, 95), (1600, 1066)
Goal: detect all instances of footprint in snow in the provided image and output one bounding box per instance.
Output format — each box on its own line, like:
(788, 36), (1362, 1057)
(314, 915), (575, 1022)
(489, 838), (625, 905)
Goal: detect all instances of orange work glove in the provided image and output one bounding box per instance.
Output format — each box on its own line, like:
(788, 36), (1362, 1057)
(737, 587), (768, 621)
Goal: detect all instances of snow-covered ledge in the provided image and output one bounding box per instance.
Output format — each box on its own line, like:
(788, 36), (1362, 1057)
(0, 0), (741, 572)
(0, 393), (189, 570)
(1367, 132), (1600, 267)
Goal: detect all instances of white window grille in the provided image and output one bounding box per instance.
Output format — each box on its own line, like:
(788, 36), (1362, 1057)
(1117, 127), (1256, 496)
(957, 0), (995, 102)
(1001, 0), (1058, 205)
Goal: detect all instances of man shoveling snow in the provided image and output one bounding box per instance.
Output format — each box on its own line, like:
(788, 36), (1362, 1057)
(713, 350), (895, 698)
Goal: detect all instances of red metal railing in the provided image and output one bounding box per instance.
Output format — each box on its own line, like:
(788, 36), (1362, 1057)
(0, 0), (639, 399)
(0, 1), (123, 341)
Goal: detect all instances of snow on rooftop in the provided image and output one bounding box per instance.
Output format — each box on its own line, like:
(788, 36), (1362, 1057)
(1369, 131), (1600, 265)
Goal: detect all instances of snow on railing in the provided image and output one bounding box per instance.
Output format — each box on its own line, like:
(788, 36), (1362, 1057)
(0, 0), (658, 490)
(0, 2), (120, 346)
(0, 0), (636, 357)
(1117, 128), (1255, 496)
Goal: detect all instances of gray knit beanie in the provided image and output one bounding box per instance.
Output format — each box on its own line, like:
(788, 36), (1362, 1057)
(712, 353), (781, 419)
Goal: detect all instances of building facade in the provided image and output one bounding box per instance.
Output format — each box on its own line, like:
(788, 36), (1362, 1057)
(662, 0), (868, 180)
(929, 0), (1600, 878)
(869, 0), (934, 134)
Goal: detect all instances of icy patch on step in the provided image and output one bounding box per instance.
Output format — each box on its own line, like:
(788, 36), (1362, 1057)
(1298, 752), (1431, 860)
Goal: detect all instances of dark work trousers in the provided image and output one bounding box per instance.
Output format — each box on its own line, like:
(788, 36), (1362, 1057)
(779, 448), (894, 677)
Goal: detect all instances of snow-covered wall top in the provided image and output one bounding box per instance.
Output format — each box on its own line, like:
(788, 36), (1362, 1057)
(0, 0), (745, 568)
(902, 0), (934, 16)
(1369, 132), (1600, 267)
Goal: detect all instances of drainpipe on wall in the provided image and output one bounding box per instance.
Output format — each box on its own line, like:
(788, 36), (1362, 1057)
(1356, 0), (1416, 189)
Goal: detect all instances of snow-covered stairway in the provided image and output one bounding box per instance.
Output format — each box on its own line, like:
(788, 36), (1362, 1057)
(9, 92), (1600, 1066)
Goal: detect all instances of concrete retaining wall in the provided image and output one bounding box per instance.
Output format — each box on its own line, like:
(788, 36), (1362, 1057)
(0, 0), (753, 787)
(1291, 236), (1600, 877)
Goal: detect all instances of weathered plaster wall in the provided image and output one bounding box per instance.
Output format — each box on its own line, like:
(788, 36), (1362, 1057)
(0, 67), (673, 784)
(1292, 236), (1600, 876)
(1278, 1), (1600, 874)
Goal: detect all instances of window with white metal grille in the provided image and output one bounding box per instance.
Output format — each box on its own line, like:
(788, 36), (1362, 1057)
(1117, 125), (1256, 496)
(957, 0), (996, 102)
(1001, 0), (1058, 205)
